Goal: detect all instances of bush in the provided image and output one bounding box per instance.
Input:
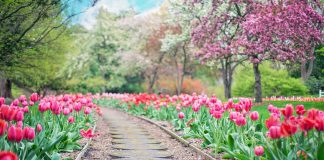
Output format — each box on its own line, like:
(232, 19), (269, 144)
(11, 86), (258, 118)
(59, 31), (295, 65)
(305, 76), (324, 95)
(233, 62), (308, 97)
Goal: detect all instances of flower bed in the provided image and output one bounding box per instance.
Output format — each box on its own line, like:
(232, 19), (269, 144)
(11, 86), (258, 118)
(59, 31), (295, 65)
(98, 93), (324, 159)
(0, 93), (101, 159)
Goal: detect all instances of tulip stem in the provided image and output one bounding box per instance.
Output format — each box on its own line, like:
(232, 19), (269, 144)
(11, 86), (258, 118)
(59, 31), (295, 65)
(22, 145), (27, 160)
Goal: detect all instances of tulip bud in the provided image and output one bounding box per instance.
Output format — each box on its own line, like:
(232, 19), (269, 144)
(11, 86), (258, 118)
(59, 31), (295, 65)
(229, 112), (238, 121)
(254, 146), (264, 156)
(84, 107), (91, 115)
(36, 124), (42, 132)
(250, 111), (259, 121)
(213, 111), (222, 119)
(29, 101), (34, 106)
(12, 99), (19, 106)
(68, 116), (75, 124)
(22, 101), (28, 107)
(23, 106), (29, 113)
(178, 112), (185, 119)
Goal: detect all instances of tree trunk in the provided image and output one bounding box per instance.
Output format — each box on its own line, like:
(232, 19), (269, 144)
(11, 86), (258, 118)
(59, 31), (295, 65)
(253, 63), (262, 103)
(148, 52), (166, 93)
(0, 77), (13, 98)
(301, 48), (315, 82)
(221, 58), (234, 99)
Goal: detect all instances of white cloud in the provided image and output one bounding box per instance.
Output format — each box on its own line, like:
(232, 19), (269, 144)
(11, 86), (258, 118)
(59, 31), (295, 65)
(79, 0), (131, 30)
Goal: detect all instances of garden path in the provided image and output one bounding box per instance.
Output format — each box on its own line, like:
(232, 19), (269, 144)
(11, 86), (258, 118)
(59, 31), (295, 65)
(105, 109), (173, 160)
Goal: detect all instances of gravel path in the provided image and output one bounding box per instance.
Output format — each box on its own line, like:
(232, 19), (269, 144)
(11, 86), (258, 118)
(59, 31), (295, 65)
(83, 108), (202, 160)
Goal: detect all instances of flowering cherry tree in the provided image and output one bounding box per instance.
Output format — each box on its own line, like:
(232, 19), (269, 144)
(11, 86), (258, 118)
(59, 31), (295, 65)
(187, 0), (323, 102)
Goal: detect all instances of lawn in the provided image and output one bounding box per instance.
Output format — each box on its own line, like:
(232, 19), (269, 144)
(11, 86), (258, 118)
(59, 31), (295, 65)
(252, 100), (324, 118)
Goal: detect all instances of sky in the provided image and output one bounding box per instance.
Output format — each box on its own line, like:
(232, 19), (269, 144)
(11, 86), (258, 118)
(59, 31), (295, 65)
(77, 0), (164, 29)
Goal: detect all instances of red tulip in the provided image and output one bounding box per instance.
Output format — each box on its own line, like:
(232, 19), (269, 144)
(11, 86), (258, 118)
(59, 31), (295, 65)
(307, 109), (319, 120)
(68, 116), (75, 124)
(178, 112), (185, 119)
(213, 111), (222, 119)
(0, 151), (18, 160)
(7, 125), (23, 142)
(80, 129), (98, 139)
(0, 119), (7, 136)
(296, 105), (306, 116)
(36, 124), (42, 132)
(300, 117), (315, 132)
(265, 115), (280, 129)
(0, 106), (17, 122)
(254, 146), (264, 156)
(281, 104), (294, 119)
(280, 122), (298, 137)
(269, 126), (281, 139)
(315, 117), (324, 131)
(250, 111), (259, 121)
(30, 93), (39, 102)
(235, 116), (246, 126)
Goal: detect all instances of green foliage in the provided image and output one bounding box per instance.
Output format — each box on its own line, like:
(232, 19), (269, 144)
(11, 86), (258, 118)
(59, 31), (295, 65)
(305, 76), (324, 94)
(233, 62), (308, 97)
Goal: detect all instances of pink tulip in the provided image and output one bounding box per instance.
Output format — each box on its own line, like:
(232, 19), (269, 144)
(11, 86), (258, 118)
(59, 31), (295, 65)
(7, 125), (23, 143)
(16, 121), (23, 128)
(23, 127), (35, 141)
(30, 93), (39, 102)
(84, 107), (91, 115)
(269, 126), (281, 139)
(0, 97), (5, 106)
(63, 108), (70, 115)
(23, 106), (29, 113)
(229, 112), (238, 121)
(254, 146), (264, 156)
(74, 102), (82, 112)
(29, 101), (34, 106)
(250, 111), (259, 121)
(178, 112), (185, 119)
(12, 99), (19, 106)
(22, 101), (28, 107)
(15, 110), (24, 122)
(235, 116), (246, 126)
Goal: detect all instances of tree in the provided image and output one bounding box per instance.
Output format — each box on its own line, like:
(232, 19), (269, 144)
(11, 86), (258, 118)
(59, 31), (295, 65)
(64, 9), (145, 93)
(238, 0), (323, 102)
(187, 0), (323, 102)
(183, 0), (248, 99)
(0, 0), (97, 97)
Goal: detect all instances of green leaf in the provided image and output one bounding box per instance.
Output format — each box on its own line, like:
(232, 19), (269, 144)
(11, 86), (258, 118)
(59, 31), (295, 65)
(228, 134), (235, 150)
(318, 143), (324, 160)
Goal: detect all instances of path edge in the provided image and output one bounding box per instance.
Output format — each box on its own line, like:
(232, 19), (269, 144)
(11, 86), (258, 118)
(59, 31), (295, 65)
(135, 115), (217, 160)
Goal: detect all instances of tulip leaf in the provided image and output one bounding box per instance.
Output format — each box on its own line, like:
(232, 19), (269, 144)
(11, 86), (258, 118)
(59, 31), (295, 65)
(228, 134), (235, 150)
(318, 143), (324, 160)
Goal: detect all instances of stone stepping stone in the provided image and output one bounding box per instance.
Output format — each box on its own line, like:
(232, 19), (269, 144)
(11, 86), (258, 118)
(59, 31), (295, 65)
(109, 150), (173, 158)
(112, 139), (161, 144)
(111, 134), (154, 139)
(116, 158), (171, 160)
(110, 131), (150, 135)
(112, 144), (168, 150)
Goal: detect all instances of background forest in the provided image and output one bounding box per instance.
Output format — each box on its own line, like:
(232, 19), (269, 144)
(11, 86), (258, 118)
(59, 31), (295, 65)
(0, 0), (323, 101)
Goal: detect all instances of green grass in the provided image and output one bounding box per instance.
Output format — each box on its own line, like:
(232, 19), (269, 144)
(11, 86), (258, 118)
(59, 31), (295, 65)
(252, 101), (324, 119)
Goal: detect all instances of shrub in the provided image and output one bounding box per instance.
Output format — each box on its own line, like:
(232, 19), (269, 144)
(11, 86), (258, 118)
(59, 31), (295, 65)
(233, 62), (308, 97)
